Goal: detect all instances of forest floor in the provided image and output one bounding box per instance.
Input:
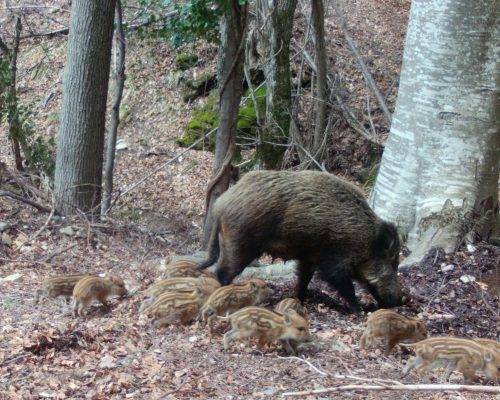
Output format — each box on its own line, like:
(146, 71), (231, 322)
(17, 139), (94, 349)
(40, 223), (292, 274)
(1, 0), (499, 399)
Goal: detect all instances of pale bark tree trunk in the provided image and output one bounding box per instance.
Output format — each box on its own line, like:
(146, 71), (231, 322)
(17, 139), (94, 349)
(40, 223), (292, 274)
(54, 0), (116, 215)
(203, 1), (247, 247)
(257, 0), (298, 169)
(311, 0), (328, 155)
(101, 0), (126, 215)
(369, 0), (499, 267)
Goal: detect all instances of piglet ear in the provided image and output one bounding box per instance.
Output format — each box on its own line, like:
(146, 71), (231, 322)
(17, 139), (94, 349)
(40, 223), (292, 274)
(484, 351), (493, 363)
(283, 313), (292, 326)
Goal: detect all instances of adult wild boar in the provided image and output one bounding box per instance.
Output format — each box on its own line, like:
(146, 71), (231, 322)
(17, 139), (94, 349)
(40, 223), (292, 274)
(200, 170), (403, 311)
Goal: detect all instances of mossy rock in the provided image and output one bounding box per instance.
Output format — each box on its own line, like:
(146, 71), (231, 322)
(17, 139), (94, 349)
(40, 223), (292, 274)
(175, 53), (198, 70)
(177, 92), (218, 150)
(236, 85), (266, 136)
(181, 72), (217, 102)
(178, 85), (267, 152)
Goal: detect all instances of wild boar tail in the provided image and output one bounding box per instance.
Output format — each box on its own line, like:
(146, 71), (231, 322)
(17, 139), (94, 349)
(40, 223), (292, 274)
(373, 220), (400, 259)
(200, 218), (221, 269)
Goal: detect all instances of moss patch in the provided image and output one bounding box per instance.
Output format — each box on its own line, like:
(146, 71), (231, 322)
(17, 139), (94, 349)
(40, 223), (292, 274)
(178, 85), (267, 153)
(177, 91), (218, 150)
(175, 53), (198, 70)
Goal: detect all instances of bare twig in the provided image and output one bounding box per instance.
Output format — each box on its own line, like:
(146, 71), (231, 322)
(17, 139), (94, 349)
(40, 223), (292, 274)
(283, 383), (500, 396)
(243, 63), (261, 126)
(330, 0), (392, 125)
(300, 48), (383, 146)
(19, 11), (177, 39)
(20, 26), (69, 39)
(40, 243), (77, 263)
(278, 356), (328, 377)
(14, 207), (54, 251)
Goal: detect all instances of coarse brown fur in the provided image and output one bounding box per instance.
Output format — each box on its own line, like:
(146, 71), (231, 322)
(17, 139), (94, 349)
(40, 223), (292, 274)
(139, 276), (220, 313)
(141, 289), (205, 327)
(200, 170), (402, 311)
(274, 298), (308, 318)
(474, 338), (500, 353)
(200, 279), (271, 334)
(360, 309), (427, 355)
(401, 337), (500, 383)
(35, 274), (92, 304)
(72, 275), (128, 317)
(220, 306), (311, 354)
(162, 259), (216, 279)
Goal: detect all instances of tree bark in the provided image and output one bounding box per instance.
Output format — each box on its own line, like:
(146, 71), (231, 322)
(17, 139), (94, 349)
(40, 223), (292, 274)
(5, 17), (24, 172)
(257, 0), (298, 169)
(54, 0), (116, 215)
(202, 1), (247, 247)
(311, 0), (328, 155)
(101, 0), (126, 215)
(369, 0), (499, 267)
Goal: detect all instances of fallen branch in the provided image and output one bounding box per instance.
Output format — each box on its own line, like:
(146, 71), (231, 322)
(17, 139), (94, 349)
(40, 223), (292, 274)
(330, 0), (392, 125)
(20, 26), (69, 39)
(14, 207), (54, 251)
(0, 189), (54, 214)
(20, 11), (177, 39)
(282, 383), (500, 396)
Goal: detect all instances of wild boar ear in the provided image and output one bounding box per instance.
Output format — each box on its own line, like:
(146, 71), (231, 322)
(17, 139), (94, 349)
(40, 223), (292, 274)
(374, 221), (399, 258)
(484, 351), (493, 362)
(283, 313), (292, 326)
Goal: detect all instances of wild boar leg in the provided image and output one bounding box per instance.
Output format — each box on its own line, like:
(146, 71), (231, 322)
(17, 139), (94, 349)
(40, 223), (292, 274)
(359, 331), (369, 349)
(223, 329), (241, 351)
(455, 359), (479, 384)
(295, 262), (315, 302)
(402, 355), (424, 376)
(215, 239), (257, 286)
(281, 339), (297, 355)
(319, 261), (360, 312)
(385, 337), (400, 355)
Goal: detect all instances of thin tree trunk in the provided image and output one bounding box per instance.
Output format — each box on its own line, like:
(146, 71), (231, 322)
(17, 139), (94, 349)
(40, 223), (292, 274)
(101, 0), (126, 215)
(6, 17), (23, 172)
(369, 0), (499, 267)
(311, 0), (328, 154)
(203, 1), (248, 247)
(258, 0), (298, 169)
(54, 0), (116, 215)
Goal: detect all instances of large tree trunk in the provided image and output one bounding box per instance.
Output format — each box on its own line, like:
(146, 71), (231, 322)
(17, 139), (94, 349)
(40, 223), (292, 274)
(257, 0), (298, 169)
(311, 0), (328, 155)
(54, 0), (116, 215)
(202, 1), (247, 247)
(369, 0), (499, 267)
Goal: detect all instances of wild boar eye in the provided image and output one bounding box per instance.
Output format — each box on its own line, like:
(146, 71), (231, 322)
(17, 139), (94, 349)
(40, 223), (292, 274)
(298, 327), (305, 331)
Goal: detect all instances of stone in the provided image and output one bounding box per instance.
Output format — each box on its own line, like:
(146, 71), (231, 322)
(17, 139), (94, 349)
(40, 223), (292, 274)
(0, 222), (11, 232)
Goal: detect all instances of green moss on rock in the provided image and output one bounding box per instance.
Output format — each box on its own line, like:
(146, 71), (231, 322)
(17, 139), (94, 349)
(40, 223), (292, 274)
(175, 53), (198, 70)
(178, 86), (267, 153)
(177, 92), (218, 150)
